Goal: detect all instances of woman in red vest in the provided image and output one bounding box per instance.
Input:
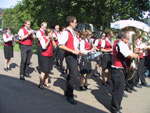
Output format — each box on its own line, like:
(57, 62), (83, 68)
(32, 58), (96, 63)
(38, 28), (56, 89)
(79, 30), (96, 90)
(3, 27), (14, 71)
(101, 30), (114, 86)
(93, 32), (106, 77)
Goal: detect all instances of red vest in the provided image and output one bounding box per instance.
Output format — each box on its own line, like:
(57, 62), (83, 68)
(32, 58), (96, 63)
(21, 27), (33, 45)
(97, 39), (102, 50)
(65, 30), (75, 51)
(4, 34), (13, 46)
(104, 39), (112, 51)
(54, 32), (59, 45)
(85, 39), (92, 50)
(37, 29), (45, 45)
(41, 37), (53, 57)
(112, 40), (125, 68)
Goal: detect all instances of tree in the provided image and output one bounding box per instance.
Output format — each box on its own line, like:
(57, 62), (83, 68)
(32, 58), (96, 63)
(2, 0), (150, 33)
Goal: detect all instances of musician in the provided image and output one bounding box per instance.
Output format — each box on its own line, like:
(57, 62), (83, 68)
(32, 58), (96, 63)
(101, 30), (114, 86)
(59, 16), (80, 105)
(3, 27), (14, 71)
(111, 30), (138, 113)
(38, 28), (56, 89)
(53, 25), (61, 66)
(132, 36), (150, 87)
(18, 20), (34, 80)
(93, 32), (106, 77)
(36, 22), (47, 72)
(79, 30), (95, 90)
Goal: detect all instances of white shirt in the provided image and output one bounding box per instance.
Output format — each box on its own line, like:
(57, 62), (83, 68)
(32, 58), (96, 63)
(2, 33), (13, 42)
(40, 36), (50, 50)
(53, 31), (61, 39)
(59, 27), (79, 51)
(101, 37), (113, 48)
(117, 40), (132, 58)
(136, 39), (146, 56)
(18, 27), (29, 37)
(36, 28), (45, 39)
(94, 39), (103, 47)
(80, 39), (89, 54)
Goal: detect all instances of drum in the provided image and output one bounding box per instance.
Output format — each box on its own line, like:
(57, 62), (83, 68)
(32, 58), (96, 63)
(88, 52), (102, 61)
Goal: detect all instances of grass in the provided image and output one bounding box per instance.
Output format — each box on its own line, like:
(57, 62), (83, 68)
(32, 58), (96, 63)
(0, 41), (37, 54)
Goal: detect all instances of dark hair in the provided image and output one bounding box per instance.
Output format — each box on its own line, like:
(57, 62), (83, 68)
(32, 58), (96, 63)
(6, 27), (11, 31)
(24, 20), (30, 24)
(46, 28), (53, 36)
(4, 27), (11, 33)
(66, 16), (76, 26)
(117, 30), (129, 39)
(100, 32), (106, 37)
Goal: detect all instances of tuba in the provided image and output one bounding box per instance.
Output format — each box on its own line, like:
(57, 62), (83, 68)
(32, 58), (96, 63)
(127, 33), (139, 80)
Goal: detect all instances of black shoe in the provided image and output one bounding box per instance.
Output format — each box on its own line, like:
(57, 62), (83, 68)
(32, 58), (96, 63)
(106, 81), (113, 85)
(67, 97), (77, 105)
(20, 75), (25, 80)
(130, 87), (137, 92)
(49, 71), (54, 75)
(141, 83), (150, 87)
(125, 87), (132, 93)
(135, 84), (142, 88)
(24, 74), (31, 78)
(102, 82), (108, 86)
(111, 110), (122, 113)
(123, 92), (128, 98)
(4, 68), (8, 71)
(84, 86), (88, 90)
(80, 86), (86, 91)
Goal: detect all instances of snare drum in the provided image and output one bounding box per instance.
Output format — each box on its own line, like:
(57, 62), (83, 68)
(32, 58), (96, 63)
(88, 52), (102, 61)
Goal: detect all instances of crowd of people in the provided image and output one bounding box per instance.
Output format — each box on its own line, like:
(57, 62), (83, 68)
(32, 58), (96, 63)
(2, 16), (150, 113)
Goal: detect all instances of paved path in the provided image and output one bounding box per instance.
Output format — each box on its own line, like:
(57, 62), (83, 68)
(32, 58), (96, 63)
(0, 49), (150, 113)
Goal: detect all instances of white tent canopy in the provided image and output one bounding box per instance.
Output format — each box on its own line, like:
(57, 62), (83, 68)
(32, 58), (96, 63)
(111, 20), (150, 32)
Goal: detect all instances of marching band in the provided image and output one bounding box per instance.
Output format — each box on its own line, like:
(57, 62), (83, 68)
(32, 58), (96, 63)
(1, 17), (150, 113)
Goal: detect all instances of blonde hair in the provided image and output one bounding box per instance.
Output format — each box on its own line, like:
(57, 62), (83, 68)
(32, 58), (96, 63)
(85, 30), (92, 36)
(107, 30), (114, 37)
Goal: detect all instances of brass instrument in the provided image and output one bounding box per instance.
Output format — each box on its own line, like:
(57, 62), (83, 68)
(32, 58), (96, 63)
(127, 33), (139, 80)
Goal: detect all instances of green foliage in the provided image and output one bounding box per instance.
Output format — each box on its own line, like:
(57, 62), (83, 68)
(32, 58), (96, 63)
(2, 0), (150, 33)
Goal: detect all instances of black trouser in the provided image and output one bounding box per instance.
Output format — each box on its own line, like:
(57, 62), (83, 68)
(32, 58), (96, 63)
(130, 58), (146, 85)
(53, 46), (59, 63)
(59, 49), (65, 70)
(20, 45), (32, 76)
(65, 53), (78, 98)
(111, 68), (125, 112)
(135, 59), (146, 84)
(37, 44), (42, 69)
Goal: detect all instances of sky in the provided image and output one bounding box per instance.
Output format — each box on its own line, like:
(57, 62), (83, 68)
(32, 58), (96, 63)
(0, 0), (22, 8)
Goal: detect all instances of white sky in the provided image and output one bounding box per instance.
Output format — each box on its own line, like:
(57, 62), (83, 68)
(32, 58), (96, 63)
(0, 0), (22, 8)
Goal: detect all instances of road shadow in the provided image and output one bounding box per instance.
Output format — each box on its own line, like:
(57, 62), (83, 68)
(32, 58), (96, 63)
(90, 71), (113, 112)
(0, 74), (108, 113)
(28, 67), (35, 75)
(10, 63), (19, 69)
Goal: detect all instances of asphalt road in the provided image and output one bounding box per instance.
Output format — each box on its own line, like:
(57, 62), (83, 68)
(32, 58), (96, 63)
(0, 49), (150, 113)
